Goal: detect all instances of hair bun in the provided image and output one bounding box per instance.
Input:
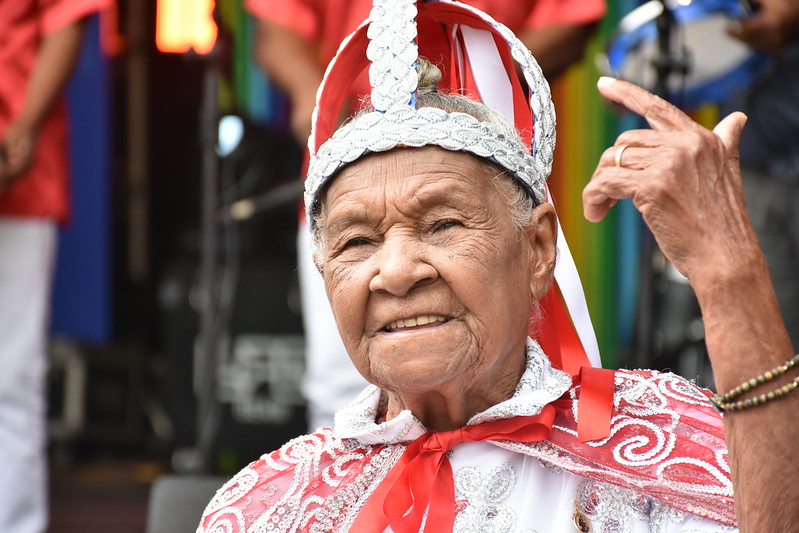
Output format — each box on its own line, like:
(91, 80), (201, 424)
(416, 58), (442, 95)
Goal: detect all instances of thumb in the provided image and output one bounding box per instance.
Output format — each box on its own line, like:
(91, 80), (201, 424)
(712, 111), (747, 157)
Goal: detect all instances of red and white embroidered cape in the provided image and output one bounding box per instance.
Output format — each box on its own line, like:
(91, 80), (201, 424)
(198, 340), (736, 532)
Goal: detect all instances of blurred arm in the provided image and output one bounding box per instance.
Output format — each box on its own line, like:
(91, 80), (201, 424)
(519, 22), (598, 80)
(0, 20), (86, 189)
(728, 0), (799, 53)
(253, 18), (323, 144)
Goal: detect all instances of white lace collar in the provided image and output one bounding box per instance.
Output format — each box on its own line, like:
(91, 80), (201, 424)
(333, 338), (572, 445)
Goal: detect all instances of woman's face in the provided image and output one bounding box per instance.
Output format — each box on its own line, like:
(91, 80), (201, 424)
(317, 146), (556, 397)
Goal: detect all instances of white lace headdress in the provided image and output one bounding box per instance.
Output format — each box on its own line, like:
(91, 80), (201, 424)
(304, 0), (603, 371)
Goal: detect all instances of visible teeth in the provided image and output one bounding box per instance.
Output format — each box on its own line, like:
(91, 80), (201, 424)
(388, 315), (446, 331)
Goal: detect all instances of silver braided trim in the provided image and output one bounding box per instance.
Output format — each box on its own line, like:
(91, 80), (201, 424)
(306, 0), (556, 229)
(305, 106), (544, 221)
(367, 0), (419, 112)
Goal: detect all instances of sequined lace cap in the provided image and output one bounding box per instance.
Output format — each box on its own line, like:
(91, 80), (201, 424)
(304, 0), (556, 229)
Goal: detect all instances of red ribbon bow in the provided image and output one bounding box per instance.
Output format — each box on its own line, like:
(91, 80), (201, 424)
(351, 407), (556, 532)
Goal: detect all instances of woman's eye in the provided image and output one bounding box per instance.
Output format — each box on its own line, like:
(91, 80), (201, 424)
(342, 237), (372, 249)
(433, 219), (461, 232)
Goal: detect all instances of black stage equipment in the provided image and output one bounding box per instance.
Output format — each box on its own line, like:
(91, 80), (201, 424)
(159, 9), (307, 476)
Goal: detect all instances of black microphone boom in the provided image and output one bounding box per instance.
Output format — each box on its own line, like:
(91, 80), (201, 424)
(223, 180), (305, 222)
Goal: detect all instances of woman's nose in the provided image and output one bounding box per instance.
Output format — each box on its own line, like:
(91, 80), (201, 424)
(368, 236), (438, 296)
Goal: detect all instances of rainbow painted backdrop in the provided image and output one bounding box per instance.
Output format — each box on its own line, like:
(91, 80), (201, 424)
(548, 0), (642, 369)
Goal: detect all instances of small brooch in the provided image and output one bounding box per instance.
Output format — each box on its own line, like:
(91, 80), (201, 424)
(572, 498), (592, 532)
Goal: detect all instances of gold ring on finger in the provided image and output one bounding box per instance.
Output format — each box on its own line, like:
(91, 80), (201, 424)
(614, 144), (629, 168)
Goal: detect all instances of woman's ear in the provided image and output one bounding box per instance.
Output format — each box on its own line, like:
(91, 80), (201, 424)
(312, 251), (324, 274)
(525, 203), (557, 300)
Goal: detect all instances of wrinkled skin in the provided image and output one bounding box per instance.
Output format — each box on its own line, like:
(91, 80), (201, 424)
(584, 78), (755, 288)
(585, 77), (798, 530)
(312, 75), (798, 528)
(316, 147), (556, 430)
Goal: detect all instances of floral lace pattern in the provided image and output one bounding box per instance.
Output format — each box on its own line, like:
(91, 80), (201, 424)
(454, 463), (518, 532)
(492, 370), (735, 525)
(575, 480), (737, 533)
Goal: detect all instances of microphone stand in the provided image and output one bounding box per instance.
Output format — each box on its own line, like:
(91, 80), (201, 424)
(172, 13), (225, 476)
(653, 3), (677, 101)
(194, 42), (224, 474)
(632, 0), (685, 369)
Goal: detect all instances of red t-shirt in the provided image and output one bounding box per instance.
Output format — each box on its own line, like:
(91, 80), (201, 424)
(0, 0), (110, 221)
(246, 0), (606, 104)
(247, 0), (606, 64)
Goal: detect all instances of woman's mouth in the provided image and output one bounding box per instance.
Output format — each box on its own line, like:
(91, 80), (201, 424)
(385, 315), (448, 332)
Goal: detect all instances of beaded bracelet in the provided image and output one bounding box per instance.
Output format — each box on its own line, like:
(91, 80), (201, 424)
(710, 354), (799, 412)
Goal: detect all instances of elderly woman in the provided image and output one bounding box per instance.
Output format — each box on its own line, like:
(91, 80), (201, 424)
(198, 1), (798, 531)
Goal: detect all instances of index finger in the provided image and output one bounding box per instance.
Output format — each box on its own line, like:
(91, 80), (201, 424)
(597, 77), (701, 133)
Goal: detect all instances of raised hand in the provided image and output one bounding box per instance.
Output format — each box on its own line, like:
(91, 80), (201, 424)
(585, 76), (799, 531)
(583, 76), (755, 288)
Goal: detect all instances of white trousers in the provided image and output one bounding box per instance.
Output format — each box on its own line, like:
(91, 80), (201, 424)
(297, 222), (368, 430)
(0, 218), (56, 533)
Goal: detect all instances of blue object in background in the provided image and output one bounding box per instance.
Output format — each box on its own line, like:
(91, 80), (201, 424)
(51, 14), (112, 344)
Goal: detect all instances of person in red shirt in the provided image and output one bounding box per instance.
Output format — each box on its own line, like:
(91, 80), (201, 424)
(0, 1), (109, 531)
(249, 0), (605, 143)
(246, 0), (606, 431)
